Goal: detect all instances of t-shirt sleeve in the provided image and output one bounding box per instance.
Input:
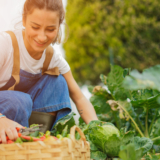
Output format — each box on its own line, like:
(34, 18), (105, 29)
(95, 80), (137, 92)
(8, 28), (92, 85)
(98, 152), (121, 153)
(0, 32), (12, 70)
(48, 48), (70, 74)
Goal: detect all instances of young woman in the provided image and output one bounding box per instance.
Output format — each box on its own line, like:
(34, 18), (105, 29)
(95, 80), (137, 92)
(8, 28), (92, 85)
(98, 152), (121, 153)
(0, 0), (98, 144)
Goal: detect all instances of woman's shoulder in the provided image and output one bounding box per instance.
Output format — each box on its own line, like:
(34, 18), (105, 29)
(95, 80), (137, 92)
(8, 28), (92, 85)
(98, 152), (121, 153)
(49, 46), (70, 74)
(0, 31), (14, 65)
(50, 47), (64, 61)
(0, 31), (11, 42)
(0, 29), (22, 40)
(0, 29), (23, 52)
(0, 31), (13, 53)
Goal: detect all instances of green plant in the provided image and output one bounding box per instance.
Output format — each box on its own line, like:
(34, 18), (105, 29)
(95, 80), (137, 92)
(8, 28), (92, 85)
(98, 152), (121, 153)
(89, 65), (160, 141)
(64, 0), (160, 84)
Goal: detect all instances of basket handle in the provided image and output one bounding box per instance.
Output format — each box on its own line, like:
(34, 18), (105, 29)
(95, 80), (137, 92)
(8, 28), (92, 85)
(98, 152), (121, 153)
(70, 126), (86, 142)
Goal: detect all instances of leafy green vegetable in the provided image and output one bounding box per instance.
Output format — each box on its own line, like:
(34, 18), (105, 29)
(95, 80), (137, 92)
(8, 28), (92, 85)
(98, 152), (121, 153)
(89, 85), (112, 114)
(75, 131), (81, 140)
(29, 130), (39, 137)
(15, 137), (23, 144)
(67, 134), (70, 138)
(133, 137), (153, 156)
(119, 137), (153, 160)
(144, 154), (159, 160)
(106, 65), (131, 101)
(87, 120), (134, 157)
(102, 125), (120, 138)
(39, 132), (44, 137)
(29, 124), (40, 137)
(119, 143), (142, 160)
(91, 150), (107, 160)
(89, 65), (133, 130)
(45, 130), (50, 138)
(51, 112), (76, 136)
(61, 125), (68, 137)
(56, 134), (63, 140)
(131, 94), (160, 109)
(150, 118), (160, 145)
(89, 65), (160, 142)
(123, 65), (160, 92)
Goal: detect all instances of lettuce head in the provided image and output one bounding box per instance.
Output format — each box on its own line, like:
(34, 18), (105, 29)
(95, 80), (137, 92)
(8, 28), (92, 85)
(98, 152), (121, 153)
(102, 125), (120, 139)
(87, 120), (134, 157)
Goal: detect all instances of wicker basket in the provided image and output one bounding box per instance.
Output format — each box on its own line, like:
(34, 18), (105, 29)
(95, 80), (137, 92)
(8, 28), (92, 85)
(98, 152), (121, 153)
(0, 126), (90, 160)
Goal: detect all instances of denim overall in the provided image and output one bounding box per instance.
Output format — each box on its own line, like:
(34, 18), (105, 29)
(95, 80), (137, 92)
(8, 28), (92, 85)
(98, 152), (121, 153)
(0, 31), (72, 129)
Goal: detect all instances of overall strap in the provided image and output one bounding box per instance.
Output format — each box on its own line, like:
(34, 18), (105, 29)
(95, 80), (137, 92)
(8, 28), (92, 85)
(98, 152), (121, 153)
(42, 45), (60, 76)
(5, 31), (59, 91)
(6, 31), (20, 91)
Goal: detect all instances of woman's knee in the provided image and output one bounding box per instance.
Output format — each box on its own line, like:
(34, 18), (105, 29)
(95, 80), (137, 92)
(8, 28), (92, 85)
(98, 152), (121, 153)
(43, 74), (68, 91)
(54, 75), (68, 89)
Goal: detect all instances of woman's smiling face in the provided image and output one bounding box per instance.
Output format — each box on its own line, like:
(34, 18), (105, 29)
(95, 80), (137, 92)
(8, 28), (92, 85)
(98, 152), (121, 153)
(23, 8), (60, 59)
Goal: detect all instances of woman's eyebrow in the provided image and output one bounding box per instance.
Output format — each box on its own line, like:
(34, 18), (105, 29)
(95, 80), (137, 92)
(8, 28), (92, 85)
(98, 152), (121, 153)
(31, 21), (56, 27)
(31, 21), (40, 26)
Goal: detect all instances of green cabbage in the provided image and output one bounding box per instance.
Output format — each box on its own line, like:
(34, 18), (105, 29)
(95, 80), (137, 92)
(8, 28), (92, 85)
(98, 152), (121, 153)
(87, 120), (153, 158)
(88, 120), (134, 157)
(88, 124), (121, 157)
(102, 125), (120, 139)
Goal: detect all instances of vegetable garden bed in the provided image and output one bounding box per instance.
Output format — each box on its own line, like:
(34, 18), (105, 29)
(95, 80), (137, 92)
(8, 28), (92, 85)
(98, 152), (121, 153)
(50, 64), (160, 160)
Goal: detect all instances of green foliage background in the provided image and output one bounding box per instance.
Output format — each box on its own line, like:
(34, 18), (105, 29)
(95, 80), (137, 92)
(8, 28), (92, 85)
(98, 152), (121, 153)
(63, 0), (160, 85)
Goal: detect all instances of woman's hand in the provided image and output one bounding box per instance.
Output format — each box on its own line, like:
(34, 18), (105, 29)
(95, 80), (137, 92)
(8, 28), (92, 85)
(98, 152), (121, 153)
(0, 117), (23, 144)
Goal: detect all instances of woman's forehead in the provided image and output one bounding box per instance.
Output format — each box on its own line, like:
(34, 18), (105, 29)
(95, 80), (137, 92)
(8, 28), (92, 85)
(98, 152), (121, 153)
(26, 8), (60, 25)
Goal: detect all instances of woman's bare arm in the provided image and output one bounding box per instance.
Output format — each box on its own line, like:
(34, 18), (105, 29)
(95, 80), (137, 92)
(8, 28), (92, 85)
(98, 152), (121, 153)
(63, 70), (98, 124)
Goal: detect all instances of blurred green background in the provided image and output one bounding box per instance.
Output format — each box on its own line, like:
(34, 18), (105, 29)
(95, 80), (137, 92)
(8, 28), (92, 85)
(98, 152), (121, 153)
(63, 0), (160, 85)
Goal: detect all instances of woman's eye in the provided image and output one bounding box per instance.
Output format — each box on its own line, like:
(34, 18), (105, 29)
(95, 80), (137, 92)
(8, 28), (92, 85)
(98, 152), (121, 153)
(48, 29), (55, 32)
(32, 27), (39, 30)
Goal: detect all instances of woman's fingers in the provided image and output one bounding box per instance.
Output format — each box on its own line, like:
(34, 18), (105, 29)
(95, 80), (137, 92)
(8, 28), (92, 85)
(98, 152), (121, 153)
(0, 130), (7, 144)
(11, 127), (19, 140)
(14, 121), (23, 128)
(0, 118), (24, 144)
(0, 128), (19, 143)
(6, 128), (15, 141)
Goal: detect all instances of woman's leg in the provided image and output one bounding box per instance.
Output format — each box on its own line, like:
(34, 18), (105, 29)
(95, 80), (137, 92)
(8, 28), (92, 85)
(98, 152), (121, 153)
(27, 74), (72, 129)
(0, 91), (33, 127)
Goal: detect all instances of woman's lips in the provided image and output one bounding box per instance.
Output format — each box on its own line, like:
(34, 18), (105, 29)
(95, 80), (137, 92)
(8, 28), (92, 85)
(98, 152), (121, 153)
(34, 40), (47, 47)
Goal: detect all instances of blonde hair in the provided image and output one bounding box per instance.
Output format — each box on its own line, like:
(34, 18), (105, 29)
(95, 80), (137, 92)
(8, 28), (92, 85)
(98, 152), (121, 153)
(23, 0), (65, 44)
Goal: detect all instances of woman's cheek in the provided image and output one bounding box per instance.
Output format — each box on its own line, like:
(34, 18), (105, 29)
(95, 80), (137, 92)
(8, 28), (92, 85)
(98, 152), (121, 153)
(49, 34), (57, 42)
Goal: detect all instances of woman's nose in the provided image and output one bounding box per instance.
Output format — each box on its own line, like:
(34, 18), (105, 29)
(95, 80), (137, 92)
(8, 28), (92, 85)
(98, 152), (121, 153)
(37, 31), (47, 43)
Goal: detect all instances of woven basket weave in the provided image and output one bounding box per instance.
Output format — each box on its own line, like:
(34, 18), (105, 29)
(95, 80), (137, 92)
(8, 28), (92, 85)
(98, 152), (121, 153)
(0, 126), (90, 160)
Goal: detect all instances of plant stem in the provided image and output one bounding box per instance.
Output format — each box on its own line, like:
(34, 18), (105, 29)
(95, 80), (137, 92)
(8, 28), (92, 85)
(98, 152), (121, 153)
(115, 101), (144, 137)
(149, 109), (158, 134)
(113, 112), (120, 129)
(137, 117), (145, 132)
(145, 109), (149, 138)
(152, 136), (160, 141)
